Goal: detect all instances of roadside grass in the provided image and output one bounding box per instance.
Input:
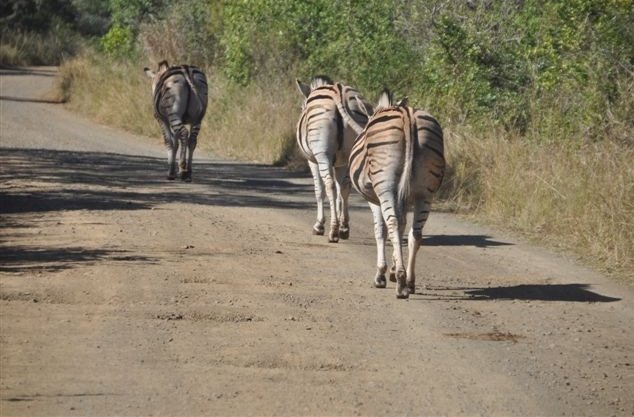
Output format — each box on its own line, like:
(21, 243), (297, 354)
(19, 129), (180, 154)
(0, 28), (81, 66)
(57, 54), (634, 283)
(442, 131), (634, 281)
(57, 54), (156, 137)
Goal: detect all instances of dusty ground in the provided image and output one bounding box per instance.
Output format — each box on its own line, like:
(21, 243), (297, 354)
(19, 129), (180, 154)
(1, 67), (633, 416)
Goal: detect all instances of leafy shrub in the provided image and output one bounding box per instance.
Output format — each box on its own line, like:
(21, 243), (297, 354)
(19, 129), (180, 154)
(100, 25), (135, 58)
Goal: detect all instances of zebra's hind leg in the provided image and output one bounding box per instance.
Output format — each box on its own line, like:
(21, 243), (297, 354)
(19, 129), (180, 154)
(183, 124), (200, 183)
(308, 161), (326, 235)
(315, 156), (339, 243)
(406, 199), (431, 294)
(159, 119), (178, 180)
(176, 125), (191, 182)
(382, 201), (408, 298)
(370, 203), (387, 288)
(335, 165), (351, 239)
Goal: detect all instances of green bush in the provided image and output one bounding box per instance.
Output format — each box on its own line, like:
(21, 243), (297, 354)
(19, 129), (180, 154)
(100, 25), (135, 58)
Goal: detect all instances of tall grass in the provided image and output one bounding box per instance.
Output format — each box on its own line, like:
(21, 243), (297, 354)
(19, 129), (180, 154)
(57, 54), (156, 137)
(0, 26), (81, 66)
(443, 131), (634, 279)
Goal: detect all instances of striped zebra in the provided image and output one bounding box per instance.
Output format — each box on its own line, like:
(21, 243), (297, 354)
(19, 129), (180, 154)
(340, 90), (445, 299)
(295, 76), (373, 242)
(144, 60), (208, 182)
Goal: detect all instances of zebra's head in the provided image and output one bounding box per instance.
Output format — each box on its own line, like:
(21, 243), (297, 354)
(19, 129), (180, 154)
(144, 60), (170, 94)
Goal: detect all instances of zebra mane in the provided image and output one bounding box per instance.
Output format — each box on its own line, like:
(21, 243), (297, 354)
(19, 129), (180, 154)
(310, 75), (334, 89)
(375, 89), (394, 111)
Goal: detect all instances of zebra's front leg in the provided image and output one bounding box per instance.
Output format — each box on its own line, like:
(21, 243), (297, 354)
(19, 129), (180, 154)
(335, 166), (351, 239)
(406, 199), (431, 294)
(370, 203), (387, 288)
(176, 126), (190, 182)
(308, 161), (325, 235)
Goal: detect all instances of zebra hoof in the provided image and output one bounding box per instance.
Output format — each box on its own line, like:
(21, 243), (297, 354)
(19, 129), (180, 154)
(328, 236), (339, 243)
(180, 171), (191, 181)
(374, 275), (387, 288)
(338, 228), (350, 240)
(389, 272), (397, 282)
(167, 175), (176, 181)
(396, 290), (410, 299)
(312, 226), (324, 236)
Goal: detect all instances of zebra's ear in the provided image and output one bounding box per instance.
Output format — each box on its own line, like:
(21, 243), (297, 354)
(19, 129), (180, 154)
(158, 60), (169, 72)
(143, 67), (154, 79)
(396, 96), (409, 107)
(296, 79), (312, 98)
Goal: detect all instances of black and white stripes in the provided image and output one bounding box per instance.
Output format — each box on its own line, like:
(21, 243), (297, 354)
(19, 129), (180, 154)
(144, 60), (208, 182)
(343, 90), (445, 298)
(295, 76), (373, 242)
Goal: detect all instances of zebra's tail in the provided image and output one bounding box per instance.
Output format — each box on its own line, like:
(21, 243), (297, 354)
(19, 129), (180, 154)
(182, 66), (205, 109)
(334, 83), (365, 135)
(396, 105), (414, 221)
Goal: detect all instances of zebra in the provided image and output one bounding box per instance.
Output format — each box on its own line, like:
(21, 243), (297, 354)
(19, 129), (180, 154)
(339, 90), (445, 299)
(295, 76), (373, 242)
(144, 60), (208, 182)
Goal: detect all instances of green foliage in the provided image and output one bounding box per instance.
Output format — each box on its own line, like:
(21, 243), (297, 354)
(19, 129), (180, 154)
(220, 0), (417, 92)
(1, 0), (76, 33)
(100, 25), (135, 58)
(108, 0), (168, 30)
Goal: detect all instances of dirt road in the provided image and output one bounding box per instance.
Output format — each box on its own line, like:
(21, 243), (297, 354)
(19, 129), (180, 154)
(1, 67), (633, 416)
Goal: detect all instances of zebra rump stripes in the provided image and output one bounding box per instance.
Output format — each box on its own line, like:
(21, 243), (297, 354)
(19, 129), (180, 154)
(144, 60), (208, 182)
(295, 76), (373, 242)
(343, 90), (445, 299)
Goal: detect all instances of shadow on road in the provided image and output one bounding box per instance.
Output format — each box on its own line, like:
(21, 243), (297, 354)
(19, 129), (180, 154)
(423, 234), (512, 247)
(0, 246), (157, 274)
(0, 95), (63, 104)
(0, 66), (57, 77)
(0, 148), (316, 274)
(419, 283), (620, 303)
(0, 147), (313, 214)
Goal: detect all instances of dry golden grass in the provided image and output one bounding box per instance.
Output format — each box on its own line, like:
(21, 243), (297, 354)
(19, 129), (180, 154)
(443, 130), (634, 281)
(202, 75), (299, 165)
(57, 55), (156, 137)
(1, 29), (80, 66)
